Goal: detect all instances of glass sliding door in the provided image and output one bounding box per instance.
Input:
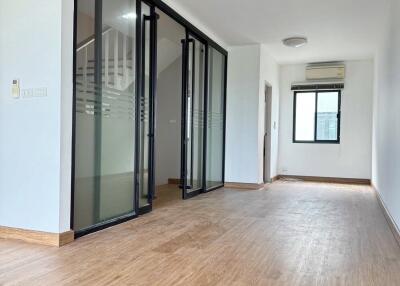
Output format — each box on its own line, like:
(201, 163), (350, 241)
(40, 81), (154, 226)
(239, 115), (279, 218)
(181, 34), (206, 199)
(73, 0), (228, 236)
(74, 0), (137, 233)
(206, 47), (226, 190)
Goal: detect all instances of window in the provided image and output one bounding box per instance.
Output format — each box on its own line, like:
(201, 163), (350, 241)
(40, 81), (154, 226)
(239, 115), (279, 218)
(293, 90), (341, 143)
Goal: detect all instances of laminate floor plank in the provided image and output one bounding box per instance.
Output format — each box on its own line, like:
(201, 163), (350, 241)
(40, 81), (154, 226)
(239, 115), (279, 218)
(1, 181), (400, 285)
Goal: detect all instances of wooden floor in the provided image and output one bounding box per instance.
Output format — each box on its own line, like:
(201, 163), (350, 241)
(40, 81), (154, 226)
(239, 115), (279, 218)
(1, 181), (400, 285)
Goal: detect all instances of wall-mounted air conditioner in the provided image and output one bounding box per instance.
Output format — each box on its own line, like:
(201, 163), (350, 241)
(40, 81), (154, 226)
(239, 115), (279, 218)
(306, 64), (345, 80)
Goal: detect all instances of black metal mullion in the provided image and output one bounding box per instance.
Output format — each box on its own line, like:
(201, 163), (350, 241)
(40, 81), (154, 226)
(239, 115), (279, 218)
(292, 92), (297, 143)
(148, 9), (158, 202)
(337, 90), (341, 143)
(190, 39), (195, 189)
(70, 0), (78, 230)
(314, 91), (318, 142)
(93, 0), (103, 223)
(144, 15), (151, 204)
(206, 48), (214, 190)
(180, 36), (188, 199)
(202, 43), (209, 192)
(139, 13), (148, 209)
(134, 0), (142, 214)
(222, 52), (228, 185)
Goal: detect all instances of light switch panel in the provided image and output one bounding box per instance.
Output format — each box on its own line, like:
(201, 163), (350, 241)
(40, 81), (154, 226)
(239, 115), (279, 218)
(12, 79), (20, 98)
(21, 89), (33, 98)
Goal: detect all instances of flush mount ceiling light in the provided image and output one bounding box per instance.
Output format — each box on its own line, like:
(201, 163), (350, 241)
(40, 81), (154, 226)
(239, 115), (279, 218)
(122, 12), (137, 19)
(282, 37), (308, 48)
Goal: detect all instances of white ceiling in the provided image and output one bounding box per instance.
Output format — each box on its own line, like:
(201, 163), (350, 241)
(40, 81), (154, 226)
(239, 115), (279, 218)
(166, 0), (390, 64)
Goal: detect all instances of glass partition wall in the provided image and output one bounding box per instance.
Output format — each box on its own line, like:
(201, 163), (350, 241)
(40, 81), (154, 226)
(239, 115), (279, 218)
(206, 47), (226, 190)
(72, 0), (227, 236)
(73, 0), (137, 233)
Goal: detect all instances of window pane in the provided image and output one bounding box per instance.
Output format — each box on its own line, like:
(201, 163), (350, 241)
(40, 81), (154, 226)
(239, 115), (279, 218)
(295, 92), (316, 141)
(316, 92), (339, 141)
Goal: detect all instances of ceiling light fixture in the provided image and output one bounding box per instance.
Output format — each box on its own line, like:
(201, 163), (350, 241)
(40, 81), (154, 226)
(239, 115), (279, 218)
(122, 12), (137, 20)
(282, 37), (308, 48)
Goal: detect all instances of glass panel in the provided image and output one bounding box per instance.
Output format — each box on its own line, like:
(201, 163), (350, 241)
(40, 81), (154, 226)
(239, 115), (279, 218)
(295, 92), (316, 141)
(316, 92), (339, 141)
(139, 2), (151, 209)
(74, 0), (136, 231)
(206, 47), (225, 189)
(154, 8), (185, 193)
(186, 37), (205, 192)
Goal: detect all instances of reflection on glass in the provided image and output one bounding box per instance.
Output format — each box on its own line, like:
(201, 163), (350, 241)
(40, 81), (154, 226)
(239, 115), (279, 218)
(316, 92), (339, 141)
(295, 92), (316, 141)
(206, 47), (225, 189)
(74, 0), (136, 231)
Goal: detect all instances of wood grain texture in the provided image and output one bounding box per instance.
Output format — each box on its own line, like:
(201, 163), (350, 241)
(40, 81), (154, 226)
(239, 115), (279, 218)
(167, 178), (180, 185)
(1, 181), (400, 285)
(224, 182), (265, 190)
(278, 175), (371, 185)
(0, 227), (74, 247)
(271, 175), (280, 182)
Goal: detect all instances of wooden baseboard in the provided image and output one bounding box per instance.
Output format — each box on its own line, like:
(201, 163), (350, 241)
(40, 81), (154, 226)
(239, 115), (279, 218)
(271, 175), (280, 182)
(372, 185), (400, 247)
(168, 178), (180, 185)
(0, 226), (74, 247)
(224, 182), (265, 190)
(277, 175), (371, 185)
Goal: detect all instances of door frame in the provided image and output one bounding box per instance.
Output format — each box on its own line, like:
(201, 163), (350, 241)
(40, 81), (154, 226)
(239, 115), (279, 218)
(181, 32), (208, 200)
(263, 82), (272, 183)
(71, 0), (228, 237)
(138, 1), (158, 215)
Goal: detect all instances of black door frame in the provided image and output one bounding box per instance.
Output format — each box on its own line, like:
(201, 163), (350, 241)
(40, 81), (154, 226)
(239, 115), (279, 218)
(180, 32), (208, 200)
(71, 0), (228, 238)
(138, 1), (158, 215)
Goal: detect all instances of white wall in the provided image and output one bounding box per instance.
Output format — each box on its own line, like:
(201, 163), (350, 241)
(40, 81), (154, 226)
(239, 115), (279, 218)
(0, 0), (73, 233)
(163, 0), (227, 50)
(225, 45), (260, 184)
(226, 44), (280, 184)
(60, 0), (74, 233)
(278, 61), (374, 179)
(372, 0), (400, 228)
(259, 45), (280, 180)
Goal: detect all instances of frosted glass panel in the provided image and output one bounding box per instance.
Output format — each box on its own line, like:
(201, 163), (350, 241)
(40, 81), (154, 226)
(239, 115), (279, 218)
(74, 0), (136, 231)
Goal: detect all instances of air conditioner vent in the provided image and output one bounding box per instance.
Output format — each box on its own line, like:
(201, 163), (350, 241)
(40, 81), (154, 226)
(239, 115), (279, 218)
(291, 82), (344, 91)
(306, 65), (345, 80)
